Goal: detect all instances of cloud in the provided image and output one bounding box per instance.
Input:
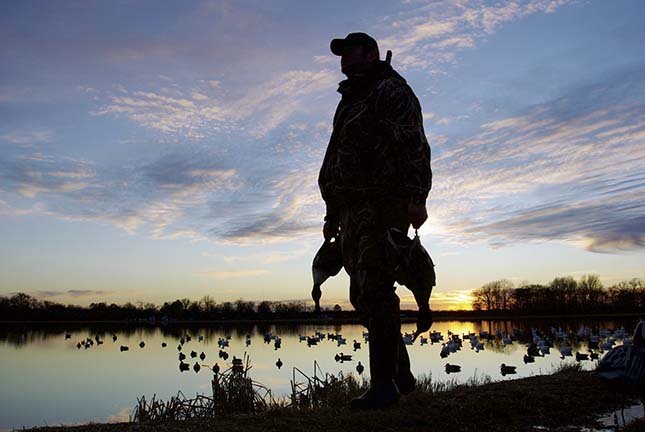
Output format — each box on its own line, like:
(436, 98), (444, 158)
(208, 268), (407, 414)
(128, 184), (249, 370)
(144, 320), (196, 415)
(91, 68), (337, 139)
(429, 64), (645, 252)
(0, 153), (95, 198)
(196, 269), (271, 278)
(0, 129), (53, 147)
(27, 289), (111, 298)
(377, 0), (577, 73)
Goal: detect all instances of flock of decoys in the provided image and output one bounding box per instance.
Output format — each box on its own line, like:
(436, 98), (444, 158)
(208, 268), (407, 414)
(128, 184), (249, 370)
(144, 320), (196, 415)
(64, 323), (642, 380)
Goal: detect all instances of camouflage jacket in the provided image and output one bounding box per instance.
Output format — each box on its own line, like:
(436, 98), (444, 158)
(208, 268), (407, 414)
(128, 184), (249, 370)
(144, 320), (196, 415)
(318, 60), (432, 220)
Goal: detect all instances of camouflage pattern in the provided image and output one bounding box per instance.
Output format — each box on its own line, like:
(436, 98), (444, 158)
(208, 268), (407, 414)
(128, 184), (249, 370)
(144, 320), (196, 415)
(317, 59), (432, 385)
(340, 194), (412, 384)
(318, 60), (432, 219)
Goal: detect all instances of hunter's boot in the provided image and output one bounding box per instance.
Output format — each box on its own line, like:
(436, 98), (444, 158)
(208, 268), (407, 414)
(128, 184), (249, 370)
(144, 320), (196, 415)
(350, 298), (400, 410)
(394, 335), (416, 395)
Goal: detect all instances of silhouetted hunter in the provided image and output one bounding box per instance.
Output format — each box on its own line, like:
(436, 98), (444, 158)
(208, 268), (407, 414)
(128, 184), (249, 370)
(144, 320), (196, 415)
(318, 32), (432, 409)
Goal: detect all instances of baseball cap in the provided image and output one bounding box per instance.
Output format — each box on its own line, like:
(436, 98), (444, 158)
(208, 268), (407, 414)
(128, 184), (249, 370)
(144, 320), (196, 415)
(330, 32), (379, 56)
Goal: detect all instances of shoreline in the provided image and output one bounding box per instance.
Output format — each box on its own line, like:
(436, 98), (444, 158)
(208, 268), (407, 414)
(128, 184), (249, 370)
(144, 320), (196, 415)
(1, 311), (643, 326)
(20, 370), (644, 432)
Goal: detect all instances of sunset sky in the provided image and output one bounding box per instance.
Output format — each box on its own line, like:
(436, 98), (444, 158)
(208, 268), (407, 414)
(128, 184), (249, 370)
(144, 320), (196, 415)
(1, 0), (644, 310)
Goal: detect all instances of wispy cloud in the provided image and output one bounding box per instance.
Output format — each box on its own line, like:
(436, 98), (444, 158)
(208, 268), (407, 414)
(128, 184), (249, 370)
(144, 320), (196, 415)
(377, 0), (577, 73)
(196, 269), (272, 278)
(429, 64), (645, 252)
(21, 289), (112, 298)
(0, 129), (53, 147)
(91, 68), (337, 139)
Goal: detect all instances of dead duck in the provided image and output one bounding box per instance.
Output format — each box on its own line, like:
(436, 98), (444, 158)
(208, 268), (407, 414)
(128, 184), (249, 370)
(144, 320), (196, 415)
(445, 363), (461, 374)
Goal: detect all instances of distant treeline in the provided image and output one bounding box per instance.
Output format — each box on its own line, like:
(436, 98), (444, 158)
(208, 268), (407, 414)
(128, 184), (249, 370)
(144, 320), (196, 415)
(2, 275), (644, 322)
(471, 275), (645, 314)
(0, 294), (350, 322)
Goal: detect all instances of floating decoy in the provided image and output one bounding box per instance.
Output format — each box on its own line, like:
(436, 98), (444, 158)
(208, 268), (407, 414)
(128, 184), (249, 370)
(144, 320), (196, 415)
(593, 321), (645, 390)
(65, 333), (71, 340)
(190, 350), (197, 358)
(445, 363), (461, 374)
(212, 363), (220, 374)
(500, 364), (517, 376)
(179, 361), (189, 372)
(523, 354), (535, 364)
(276, 358), (283, 369)
(559, 345), (573, 359)
(198, 335), (204, 342)
(139, 341), (145, 348)
(112, 335), (117, 342)
(177, 344), (182, 351)
(199, 352), (206, 361)
(221, 351), (229, 360)
(353, 340), (361, 351)
(96, 340), (103, 345)
(76, 342), (81, 349)
(334, 353), (353, 362)
(161, 342), (167, 348)
(179, 352), (186, 361)
(575, 352), (589, 362)
(179, 337), (185, 345)
(193, 362), (201, 373)
(120, 345), (129, 352)
(589, 350), (599, 360)
(527, 343), (540, 357)
(440, 344), (449, 358)
(356, 361), (364, 375)
(186, 335), (192, 342)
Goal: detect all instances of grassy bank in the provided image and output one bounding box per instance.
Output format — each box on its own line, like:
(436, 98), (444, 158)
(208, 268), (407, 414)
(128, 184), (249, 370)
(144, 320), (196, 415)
(24, 368), (643, 432)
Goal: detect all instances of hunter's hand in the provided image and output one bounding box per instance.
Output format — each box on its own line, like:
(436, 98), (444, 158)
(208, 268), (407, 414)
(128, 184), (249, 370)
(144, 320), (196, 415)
(323, 218), (340, 242)
(408, 202), (428, 229)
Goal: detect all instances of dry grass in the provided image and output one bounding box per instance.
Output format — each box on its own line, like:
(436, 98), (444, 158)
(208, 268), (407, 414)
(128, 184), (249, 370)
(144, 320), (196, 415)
(23, 366), (643, 432)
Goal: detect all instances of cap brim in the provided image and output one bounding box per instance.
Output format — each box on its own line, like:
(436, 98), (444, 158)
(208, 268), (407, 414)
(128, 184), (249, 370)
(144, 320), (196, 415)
(330, 38), (346, 56)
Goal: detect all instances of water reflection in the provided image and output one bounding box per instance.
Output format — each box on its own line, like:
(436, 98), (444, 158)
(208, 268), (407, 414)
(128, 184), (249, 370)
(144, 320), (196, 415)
(0, 318), (639, 431)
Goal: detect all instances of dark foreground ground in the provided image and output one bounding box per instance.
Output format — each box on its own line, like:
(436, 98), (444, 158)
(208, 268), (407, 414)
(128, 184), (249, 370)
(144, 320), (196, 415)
(24, 369), (645, 432)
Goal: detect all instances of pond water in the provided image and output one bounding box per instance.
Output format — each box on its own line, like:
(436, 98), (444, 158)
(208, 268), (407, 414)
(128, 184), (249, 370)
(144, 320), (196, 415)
(0, 318), (639, 431)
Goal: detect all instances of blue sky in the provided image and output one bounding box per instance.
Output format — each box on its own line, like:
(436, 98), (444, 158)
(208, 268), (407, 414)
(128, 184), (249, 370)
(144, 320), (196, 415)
(1, 0), (644, 310)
